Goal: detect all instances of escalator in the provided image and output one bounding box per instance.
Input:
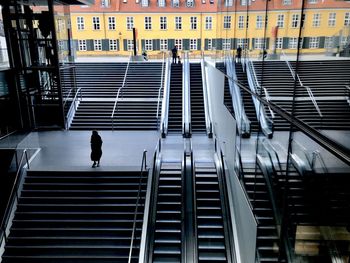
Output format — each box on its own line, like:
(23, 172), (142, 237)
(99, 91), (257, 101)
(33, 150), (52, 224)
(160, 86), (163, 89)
(168, 64), (183, 133)
(149, 161), (183, 262)
(194, 160), (234, 262)
(190, 64), (206, 133)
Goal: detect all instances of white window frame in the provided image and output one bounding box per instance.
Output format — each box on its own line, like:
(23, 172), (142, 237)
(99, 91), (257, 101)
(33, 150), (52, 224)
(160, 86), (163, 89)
(241, 0), (251, 5)
(309, 37), (319, 49)
(289, 37), (297, 49)
(223, 39), (231, 50)
(127, 40), (134, 51)
(276, 38), (283, 49)
(205, 16), (212, 30)
(101, 0), (110, 7)
(225, 0), (233, 6)
(92, 17), (100, 30)
(186, 0), (194, 7)
(325, 37), (334, 48)
(237, 38), (248, 49)
(78, 40), (86, 51)
(94, 39), (102, 51)
(291, 14), (299, 28)
(159, 0), (166, 7)
(145, 39), (153, 51)
(127, 17), (134, 30)
(207, 39), (213, 50)
(190, 39), (197, 50)
(109, 39), (118, 51)
(345, 12), (350, 26)
(283, 0), (291, 5)
(312, 13), (321, 27)
(341, 36), (349, 48)
(277, 14), (284, 28)
(238, 15), (244, 29)
(308, 0), (317, 3)
(175, 16), (182, 30)
(254, 38), (264, 49)
(141, 0), (149, 7)
(108, 17), (116, 30)
(77, 16), (84, 30)
(145, 17), (152, 30)
(160, 16), (167, 30)
(160, 39), (168, 51)
(190, 16), (197, 30)
(173, 0), (180, 7)
(328, 13), (336, 27)
(224, 16), (231, 29)
(175, 39), (183, 50)
(256, 15), (263, 29)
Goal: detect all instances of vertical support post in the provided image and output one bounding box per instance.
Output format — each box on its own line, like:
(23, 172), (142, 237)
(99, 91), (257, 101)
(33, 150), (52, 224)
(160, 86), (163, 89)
(132, 28), (137, 56)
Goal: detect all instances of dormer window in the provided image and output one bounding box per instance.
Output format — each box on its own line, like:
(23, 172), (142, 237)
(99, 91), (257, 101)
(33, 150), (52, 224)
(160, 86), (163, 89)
(159, 0), (166, 7)
(101, 0), (110, 7)
(141, 0), (149, 7)
(173, 0), (179, 7)
(186, 0), (194, 7)
(225, 0), (232, 6)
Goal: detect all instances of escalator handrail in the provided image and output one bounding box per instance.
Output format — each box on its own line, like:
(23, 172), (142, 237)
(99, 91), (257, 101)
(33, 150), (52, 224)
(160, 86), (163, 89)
(183, 52), (191, 137)
(201, 54), (213, 136)
(128, 149), (148, 263)
(160, 57), (171, 136)
(139, 138), (162, 263)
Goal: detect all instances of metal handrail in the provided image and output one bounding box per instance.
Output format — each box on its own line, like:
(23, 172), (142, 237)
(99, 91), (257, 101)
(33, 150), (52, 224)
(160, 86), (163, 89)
(183, 52), (191, 137)
(128, 149), (148, 263)
(345, 85), (350, 104)
(160, 57), (171, 136)
(304, 85), (322, 117)
(311, 150), (328, 174)
(200, 51), (212, 136)
(262, 87), (275, 119)
(111, 53), (132, 130)
(156, 53), (166, 128)
(0, 149), (29, 245)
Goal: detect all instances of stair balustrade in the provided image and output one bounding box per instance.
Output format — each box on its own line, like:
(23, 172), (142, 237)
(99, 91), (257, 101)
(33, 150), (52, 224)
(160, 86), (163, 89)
(201, 52), (213, 137)
(156, 53), (166, 131)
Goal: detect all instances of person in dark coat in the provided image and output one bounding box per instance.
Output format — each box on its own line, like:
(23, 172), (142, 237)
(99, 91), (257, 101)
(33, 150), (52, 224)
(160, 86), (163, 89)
(236, 46), (242, 63)
(172, 46), (178, 64)
(90, 130), (102, 168)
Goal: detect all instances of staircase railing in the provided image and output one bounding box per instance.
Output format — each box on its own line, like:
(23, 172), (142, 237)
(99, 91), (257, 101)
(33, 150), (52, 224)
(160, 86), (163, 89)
(282, 51), (322, 117)
(156, 53), (166, 130)
(128, 149), (148, 263)
(111, 53), (132, 130)
(345, 85), (350, 106)
(244, 55), (273, 137)
(262, 87), (275, 119)
(201, 51), (213, 137)
(311, 150), (328, 174)
(64, 87), (82, 130)
(225, 55), (250, 137)
(0, 149), (29, 252)
(160, 57), (171, 137)
(183, 52), (191, 137)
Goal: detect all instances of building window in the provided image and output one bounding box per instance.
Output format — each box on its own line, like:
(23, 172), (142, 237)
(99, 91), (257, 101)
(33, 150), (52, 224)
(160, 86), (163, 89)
(160, 39), (168, 50)
(345, 12), (350, 26)
(108, 17), (116, 30)
(277, 14), (284, 28)
(145, 17), (152, 30)
(160, 16), (167, 30)
(207, 39), (212, 50)
(238, 15), (244, 29)
(289, 38), (297, 49)
(241, 0), (251, 5)
(159, 0), (165, 7)
(92, 17), (100, 30)
(77, 17), (84, 30)
(141, 0), (149, 6)
(145, 39), (153, 51)
(173, 0), (180, 7)
(127, 17), (134, 30)
(254, 38), (265, 49)
(190, 39), (197, 50)
(175, 16), (182, 30)
(283, 0), (291, 5)
(127, 40), (134, 51)
(205, 16), (212, 30)
(237, 38), (248, 49)
(291, 14), (299, 28)
(301, 14), (306, 28)
(190, 17), (197, 30)
(225, 0), (233, 6)
(101, 0), (110, 7)
(78, 40), (87, 51)
(312, 13), (321, 27)
(256, 15), (263, 29)
(175, 39), (182, 50)
(186, 0), (194, 7)
(223, 39), (231, 50)
(308, 0), (317, 3)
(224, 16), (231, 29)
(328, 13), (336, 27)
(94, 39), (102, 51)
(309, 37), (319, 48)
(109, 39), (118, 51)
(276, 38), (283, 49)
(325, 37), (333, 48)
(341, 36), (349, 47)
